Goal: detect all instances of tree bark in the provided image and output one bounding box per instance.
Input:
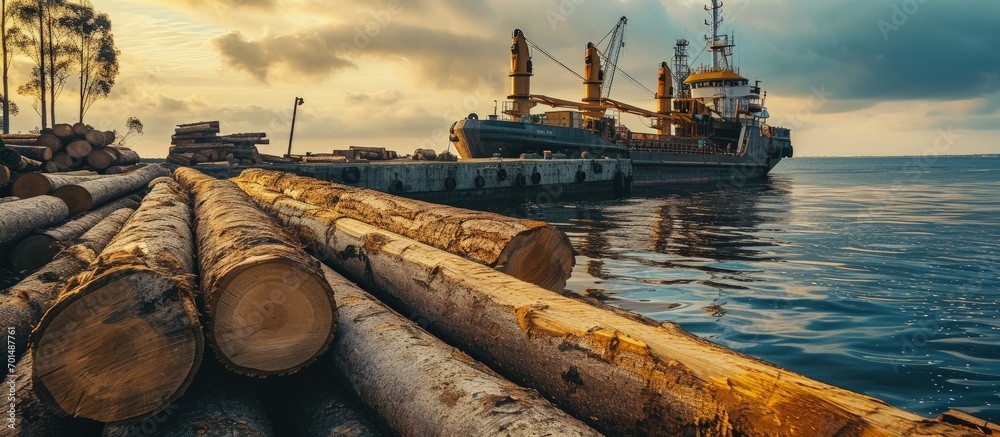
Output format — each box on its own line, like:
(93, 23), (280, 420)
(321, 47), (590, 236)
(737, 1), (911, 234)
(103, 365), (275, 437)
(174, 122), (220, 135)
(233, 169), (575, 292)
(3, 352), (104, 436)
(240, 185), (985, 437)
(3, 145), (52, 161)
(8, 196), (140, 273)
(173, 167), (336, 377)
(0, 195), (68, 245)
(51, 164), (169, 214)
(0, 208), (134, 361)
(30, 177), (204, 424)
(319, 263), (598, 436)
(11, 172), (111, 199)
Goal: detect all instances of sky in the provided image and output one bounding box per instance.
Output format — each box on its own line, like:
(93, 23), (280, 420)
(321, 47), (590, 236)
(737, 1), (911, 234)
(6, 0), (1000, 158)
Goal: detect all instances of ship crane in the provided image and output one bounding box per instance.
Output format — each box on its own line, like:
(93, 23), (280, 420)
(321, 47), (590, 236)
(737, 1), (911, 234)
(598, 16), (627, 100)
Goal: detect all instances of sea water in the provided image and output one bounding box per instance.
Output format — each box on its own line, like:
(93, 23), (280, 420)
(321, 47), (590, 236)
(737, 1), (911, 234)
(488, 155), (999, 422)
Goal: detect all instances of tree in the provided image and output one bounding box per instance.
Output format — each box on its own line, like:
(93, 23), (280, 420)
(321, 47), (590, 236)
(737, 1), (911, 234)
(42, 0), (70, 124)
(63, 1), (115, 122)
(11, 0), (46, 128)
(2, 0), (20, 133)
(113, 116), (142, 147)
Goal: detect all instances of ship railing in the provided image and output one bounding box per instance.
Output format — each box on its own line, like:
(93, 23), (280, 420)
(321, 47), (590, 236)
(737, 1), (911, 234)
(626, 136), (727, 155)
(689, 65), (740, 76)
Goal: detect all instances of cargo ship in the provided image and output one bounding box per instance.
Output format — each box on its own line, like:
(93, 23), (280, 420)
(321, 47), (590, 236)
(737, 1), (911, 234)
(449, 0), (793, 184)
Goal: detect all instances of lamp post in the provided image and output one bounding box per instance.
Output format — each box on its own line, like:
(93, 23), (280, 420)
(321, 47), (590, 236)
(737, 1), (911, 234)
(286, 96), (305, 157)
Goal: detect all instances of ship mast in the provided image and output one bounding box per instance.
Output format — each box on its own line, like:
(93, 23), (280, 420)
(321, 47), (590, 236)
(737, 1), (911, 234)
(704, 0), (733, 71)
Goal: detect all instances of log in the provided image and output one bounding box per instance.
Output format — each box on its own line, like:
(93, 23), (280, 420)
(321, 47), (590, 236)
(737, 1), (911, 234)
(103, 365), (275, 437)
(0, 138), (39, 146)
(259, 153), (295, 164)
(71, 122), (89, 137)
(1, 133), (40, 139)
(3, 145), (52, 161)
(0, 147), (23, 167)
(36, 133), (64, 152)
(174, 167), (336, 376)
(174, 120), (219, 127)
(3, 352), (104, 436)
(0, 208), (134, 360)
(105, 164), (143, 175)
(102, 130), (116, 145)
(300, 154), (347, 163)
(241, 186), (986, 437)
(86, 149), (114, 170)
(51, 152), (74, 171)
(108, 146), (140, 166)
(52, 123), (75, 141)
(60, 170), (99, 176)
(174, 123), (220, 135)
(318, 263), (598, 436)
(30, 177), (204, 424)
(84, 129), (106, 148)
(233, 169), (575, 292)
(42, 161), (59, 173)
(257, 372), (381, 437)
(12, 172), (112, 199)
(0, 164), (9, 185)
(52, 164), (170, 214)
(8, 196), (140, 273)
(65, 140), (92, 159)
(166, 153), (194, 167)
(0, 195), (69, 245)
(0, 195), (17, 204)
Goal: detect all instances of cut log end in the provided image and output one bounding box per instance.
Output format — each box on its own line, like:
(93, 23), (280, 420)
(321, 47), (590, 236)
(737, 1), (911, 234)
(11, 172), (52, 198)
(51, 185), (93, 215)
(210, 258), (336, 376)
(32, 271), (203, 423)
(497, 225), (576, 292)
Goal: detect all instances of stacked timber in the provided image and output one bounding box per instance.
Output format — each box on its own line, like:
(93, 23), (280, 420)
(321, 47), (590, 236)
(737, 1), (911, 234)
(166, 121), (268, 166)
(234, 180), (988, 437)
(232, 168), (576, 292)
(1, 124), (131, 175)
(30, 177), (204, 424)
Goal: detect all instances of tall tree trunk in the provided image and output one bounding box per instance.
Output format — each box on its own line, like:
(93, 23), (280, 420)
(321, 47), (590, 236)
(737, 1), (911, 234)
(37, 0), (47, 129)
(46, 9), (55, 125)
(2, 0), (9, 134)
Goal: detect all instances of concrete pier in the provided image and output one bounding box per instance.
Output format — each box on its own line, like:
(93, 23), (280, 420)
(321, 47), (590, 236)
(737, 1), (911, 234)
(184, 158), (632, 202)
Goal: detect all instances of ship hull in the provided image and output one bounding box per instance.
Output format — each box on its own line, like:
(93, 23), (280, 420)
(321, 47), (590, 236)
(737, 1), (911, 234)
(452, 118), (790, 184)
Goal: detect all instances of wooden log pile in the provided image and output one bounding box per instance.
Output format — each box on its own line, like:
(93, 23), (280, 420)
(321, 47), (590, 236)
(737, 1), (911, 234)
(0, 124), (136, 177)
(166, 121), (268, 167)
(1, 166), (994, 436)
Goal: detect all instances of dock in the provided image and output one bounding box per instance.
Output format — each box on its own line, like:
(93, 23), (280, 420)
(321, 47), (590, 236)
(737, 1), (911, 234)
(185, 158), (633, 202)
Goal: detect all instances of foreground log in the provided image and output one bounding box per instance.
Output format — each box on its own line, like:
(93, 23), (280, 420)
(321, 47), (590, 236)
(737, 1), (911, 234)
(31, 177), (203, 424)
(52, 164), (169, 214)
(0, 208), (135, 361)
(3, 352), (104, 436)
(103, 365), (275, 437)
(8, 196), (140, 273)
(233, 169), (575, 292)
(319, 264), (598, 436)
(0, 195), (69, 245)
(11, 172), (111, 199)
(0, 148), (42, 171)
(174, 167), (336, 376)
(242, 186), (985, 437)
(0, 164), (9, 185)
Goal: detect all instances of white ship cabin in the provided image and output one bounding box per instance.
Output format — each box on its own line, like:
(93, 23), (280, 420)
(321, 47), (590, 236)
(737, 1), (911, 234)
(684, 66), (762, 120)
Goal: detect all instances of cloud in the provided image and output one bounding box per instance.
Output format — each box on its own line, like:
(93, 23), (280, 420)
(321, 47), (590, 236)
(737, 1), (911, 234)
(211, 28), (356, 82)
(343, 89), (402, 105)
